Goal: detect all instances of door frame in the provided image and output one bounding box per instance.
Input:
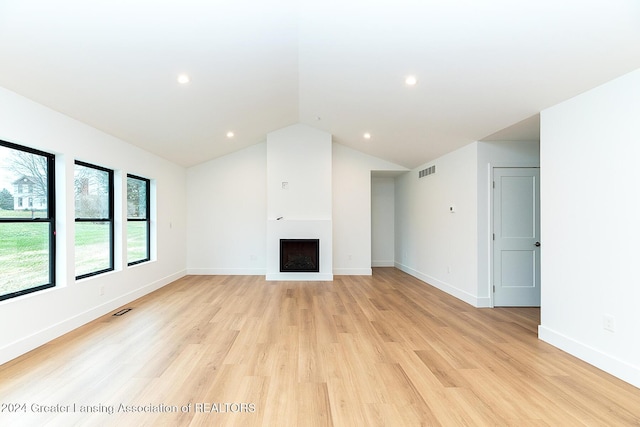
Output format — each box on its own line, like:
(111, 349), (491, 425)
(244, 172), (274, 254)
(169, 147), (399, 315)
(488, 162), (541, 308)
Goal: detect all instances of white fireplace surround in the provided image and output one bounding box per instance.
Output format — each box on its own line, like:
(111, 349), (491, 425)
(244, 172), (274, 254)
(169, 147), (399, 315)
(266, 124), (333, 281)
(266, 219), (332, 280)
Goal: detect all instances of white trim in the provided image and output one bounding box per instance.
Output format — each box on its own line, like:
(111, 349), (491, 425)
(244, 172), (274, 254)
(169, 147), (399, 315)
(476, 297), (492, 308)
(187, 268), (265, 275)
(539, 325), (640, 389)
(333, 268), (372, 275)
(489, 164), (541, 308)
(395, 262), (490, 308)
(0, 270), (186, 366)
(486, 161), (494, 307)
(489, 161), (541, 168)
(371, 260), (394, 267)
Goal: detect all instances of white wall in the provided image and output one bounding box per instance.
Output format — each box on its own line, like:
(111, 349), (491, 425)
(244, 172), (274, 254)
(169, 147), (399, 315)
(266, 124), (333, 280)
(0, 87), (187, 365)
(539, 68), (640, 388)
(477, 140), (540, 305)
(395, 142), (479, 305)
(333, 144), (407, 275)
(185, 133), (406, 278)
(394, 140), (539, 307)
(266, 124), (333, 220)
(186, 143), (266, 275)
(371, 176), (395, 267)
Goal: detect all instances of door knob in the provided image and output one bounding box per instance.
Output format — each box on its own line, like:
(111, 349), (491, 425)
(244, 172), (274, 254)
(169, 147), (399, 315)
(534, 242), (541, 247)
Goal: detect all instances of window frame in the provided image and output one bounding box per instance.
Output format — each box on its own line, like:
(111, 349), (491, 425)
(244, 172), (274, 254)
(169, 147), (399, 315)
(0, 139), (56, 301)
(74, 160), (114, 280)
(126, 174), (151, 266)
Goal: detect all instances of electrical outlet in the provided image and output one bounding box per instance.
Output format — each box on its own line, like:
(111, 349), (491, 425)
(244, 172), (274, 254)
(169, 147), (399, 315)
(603, 314), (615, 332)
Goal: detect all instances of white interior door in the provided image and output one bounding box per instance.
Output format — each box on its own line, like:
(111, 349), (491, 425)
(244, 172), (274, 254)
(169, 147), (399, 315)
(493, 167), (540, 307)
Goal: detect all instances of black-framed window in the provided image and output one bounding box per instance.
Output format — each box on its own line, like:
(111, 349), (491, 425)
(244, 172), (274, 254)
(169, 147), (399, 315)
(74, 161), (114, 279)
(126, 174), (150, 265)
(0, 140), (55, 301)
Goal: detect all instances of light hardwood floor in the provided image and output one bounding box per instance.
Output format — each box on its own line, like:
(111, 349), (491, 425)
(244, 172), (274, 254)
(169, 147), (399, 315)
(1, 268), (639, 426)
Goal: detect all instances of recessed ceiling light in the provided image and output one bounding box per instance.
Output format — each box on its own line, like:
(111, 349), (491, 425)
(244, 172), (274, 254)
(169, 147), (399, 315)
(405, 75), (418, 86)
(226, 131), (235, 138)
(177, 74), (190, 84)
(363, 132), (372, 140)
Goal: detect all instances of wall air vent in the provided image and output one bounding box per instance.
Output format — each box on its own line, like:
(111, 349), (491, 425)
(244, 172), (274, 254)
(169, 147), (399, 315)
(418, 165), (436, 178)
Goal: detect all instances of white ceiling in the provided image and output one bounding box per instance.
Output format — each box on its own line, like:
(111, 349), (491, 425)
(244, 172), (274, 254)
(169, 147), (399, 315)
(1, 0), (639, 169)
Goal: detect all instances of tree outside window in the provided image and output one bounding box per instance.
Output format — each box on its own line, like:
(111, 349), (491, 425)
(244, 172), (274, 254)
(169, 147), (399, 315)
(0, 140), (55, 301)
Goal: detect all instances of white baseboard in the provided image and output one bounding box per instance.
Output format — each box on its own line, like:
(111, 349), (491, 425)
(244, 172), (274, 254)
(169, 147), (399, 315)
(538, 325), (640, 389)
(187, 268), (265, 275)
(394, 262), (489, 308)
(0, 270), (186, 366)
(333, 268), (372, 275)
(371, 260), (395, 267)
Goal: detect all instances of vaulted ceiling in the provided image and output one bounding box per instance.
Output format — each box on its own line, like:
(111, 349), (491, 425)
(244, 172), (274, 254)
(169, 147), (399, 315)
(1, 1), (639, 168)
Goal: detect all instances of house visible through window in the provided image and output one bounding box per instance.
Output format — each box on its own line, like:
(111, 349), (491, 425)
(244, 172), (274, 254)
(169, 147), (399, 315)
(0, 139), (55, 301)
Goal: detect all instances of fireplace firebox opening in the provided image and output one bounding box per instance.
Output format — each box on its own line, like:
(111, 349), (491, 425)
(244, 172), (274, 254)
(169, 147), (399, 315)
(280, 239), (319, 272)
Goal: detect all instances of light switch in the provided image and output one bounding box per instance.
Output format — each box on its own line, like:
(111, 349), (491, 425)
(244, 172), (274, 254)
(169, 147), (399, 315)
(282, 181), (289, 190)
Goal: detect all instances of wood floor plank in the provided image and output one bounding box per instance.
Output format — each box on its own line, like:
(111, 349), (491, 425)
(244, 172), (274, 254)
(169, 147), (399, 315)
(1, 268), (640, 426)
(325, 379), (368, 426)
(296, 382), (333, 427)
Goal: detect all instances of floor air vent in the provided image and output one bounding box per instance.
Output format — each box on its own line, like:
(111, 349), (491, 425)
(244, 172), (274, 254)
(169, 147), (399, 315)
(418, 165), (436, 178)
(113, 308), (132, 316)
